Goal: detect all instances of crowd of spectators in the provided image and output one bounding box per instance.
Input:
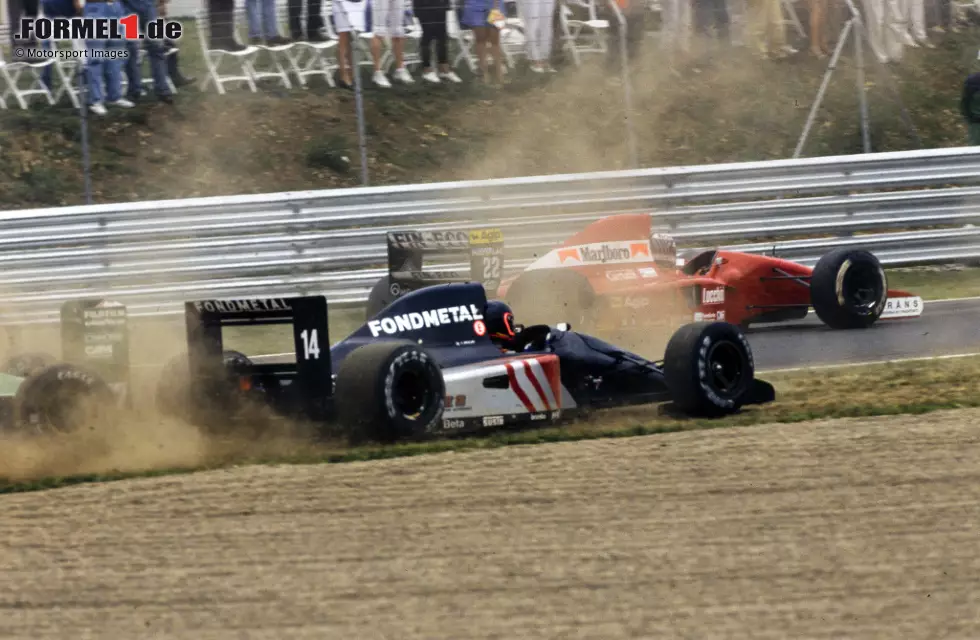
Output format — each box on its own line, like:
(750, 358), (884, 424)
(200, 0), (966, 84)
(1, 0), (971, 115)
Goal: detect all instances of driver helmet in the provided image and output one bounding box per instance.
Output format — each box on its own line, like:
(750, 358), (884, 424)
(649, 231), (678, 269)
(485, 300), (516, 342)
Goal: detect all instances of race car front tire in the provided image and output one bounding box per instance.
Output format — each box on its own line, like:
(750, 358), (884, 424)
(810, 248), (887, 329)
(335, 342), (445, 444)
(14, 363), (117, 433)
(663, 321), (755, 417)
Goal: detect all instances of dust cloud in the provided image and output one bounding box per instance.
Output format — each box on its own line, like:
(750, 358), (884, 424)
(0, 284), (326, 485)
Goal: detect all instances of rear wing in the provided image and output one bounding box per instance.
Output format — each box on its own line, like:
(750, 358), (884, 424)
(184, 296), (331, 422)
(387, 228), (505, 296)
(60, 299), (132, 407)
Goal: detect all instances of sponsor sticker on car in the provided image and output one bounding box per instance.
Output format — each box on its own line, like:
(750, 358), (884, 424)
(880, 296), (924, 319)
(482, 415), (504, 427)
(368, 304), (484, 337)
(606, 269), (638, 281)
(702, 287), (725, 305)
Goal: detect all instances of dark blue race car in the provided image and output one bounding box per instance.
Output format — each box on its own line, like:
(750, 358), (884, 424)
(156, 282), (776, 443)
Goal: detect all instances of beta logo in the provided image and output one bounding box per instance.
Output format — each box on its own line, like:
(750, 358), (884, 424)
(367, 304), (484, 337)
(702, 287), (725, 305)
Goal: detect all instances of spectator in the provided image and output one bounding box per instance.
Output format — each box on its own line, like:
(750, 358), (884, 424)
(460, 0), (504, 83)
(902, 0), (932, 46)
(415, 0), (462, 82)
(121, 0), (175, 103)
(7, 0), (39, 48)
(247, 0), (290, 43)
(157, 0), (195, 87)
(694, 0), (729, 40)
(370, 0), (414, 86)
(332, 0), (368, 88)
(960, 66), (980, 144)
(747, 0), (794, 58)
(289, 0), (326, 41)
(83, 0), (134, 115)
(808, 0), (829, 57)
(38, 0), (75, 81)
(603, 0), (645, 66)
(660, 0), (692, 55)
(207, 0), (246, 50)
(518, 0), (556, 72)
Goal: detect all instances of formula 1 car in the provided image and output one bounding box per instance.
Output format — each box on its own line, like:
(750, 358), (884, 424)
(0, 299), (132, 433)
(497, 213), (923, 333)
(156, 282), (775, 444)
(365, 227), (505, 319)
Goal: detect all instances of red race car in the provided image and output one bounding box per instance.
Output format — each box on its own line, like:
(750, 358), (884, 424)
(498, 213), (923, 333)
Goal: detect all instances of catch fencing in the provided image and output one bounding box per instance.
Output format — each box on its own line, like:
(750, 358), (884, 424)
(2, 145), (980, 324)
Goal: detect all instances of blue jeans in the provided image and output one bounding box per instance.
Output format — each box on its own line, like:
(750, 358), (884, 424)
(83, 1), (124, 104)
(120, 0), (171, 96)
(247, 0), (280, 38)
(39, 0), (73, 89)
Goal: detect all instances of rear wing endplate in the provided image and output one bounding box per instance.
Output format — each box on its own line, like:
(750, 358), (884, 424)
(60, 299), (132, 407)
(184, 297), (331, 421)
(386, 228), (505, 295)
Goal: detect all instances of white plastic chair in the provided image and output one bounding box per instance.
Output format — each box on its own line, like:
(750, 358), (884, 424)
(558, 0), (609, 65)
(196, 4), (261, 93)
(0, 23), (65, 109)
(279, 2), (338, 87)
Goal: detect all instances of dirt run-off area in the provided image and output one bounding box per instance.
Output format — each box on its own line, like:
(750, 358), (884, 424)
(3, 409), (980, 639)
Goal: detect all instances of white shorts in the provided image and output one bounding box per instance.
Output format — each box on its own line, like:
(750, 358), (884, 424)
(370, 0), (407, 37)
(333, 0), (368, 33)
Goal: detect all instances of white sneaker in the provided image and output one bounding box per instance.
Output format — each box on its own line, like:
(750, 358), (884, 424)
(110, 98), (135, 108)
(372, 70), (391, 88)
(89, 102), (107, 116)
(422, 70), (440, 83)
(393, 66), (414, 84)
(439, 70), (462, 83)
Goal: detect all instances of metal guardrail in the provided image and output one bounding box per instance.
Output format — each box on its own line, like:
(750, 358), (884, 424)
(1, 146), (980, 324)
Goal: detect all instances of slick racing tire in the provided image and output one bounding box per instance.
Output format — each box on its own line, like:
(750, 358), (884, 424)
(810, 248), (887, 330)
(155, 350), (254, 423)
(335, 342), (445, 444)
(366, 276), (405, 320)
(14, 363), (117, 434)
(664, 321), (754, 417)
(505, 271), (597, 333)
(2, 352), (57, 379)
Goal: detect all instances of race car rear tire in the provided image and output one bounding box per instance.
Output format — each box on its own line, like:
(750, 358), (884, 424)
(14, 363), (117, 434)
(155, 350), (254, 423)
(2, 352), (57, 378)
(505, 271), (597, 332)
(663, 321), (754, 417)
(335, 342), (445, 444)
(810, 248), (887, 330)
(366, 275), (404, 320)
